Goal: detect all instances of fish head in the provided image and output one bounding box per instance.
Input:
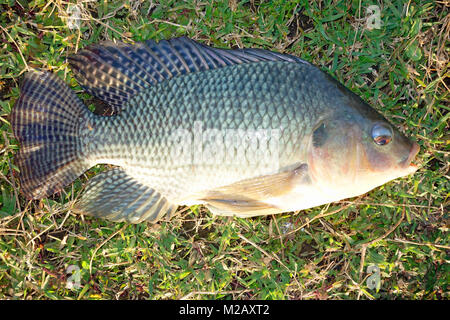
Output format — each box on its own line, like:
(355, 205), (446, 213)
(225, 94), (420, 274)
(307, 103), (419, 199)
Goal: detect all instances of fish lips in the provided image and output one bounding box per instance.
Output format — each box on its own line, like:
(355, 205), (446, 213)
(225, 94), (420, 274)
(400, 141), (420, 173)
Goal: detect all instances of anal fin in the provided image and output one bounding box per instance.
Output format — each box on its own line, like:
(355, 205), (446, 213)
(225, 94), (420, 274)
(73, 168), (177, 223)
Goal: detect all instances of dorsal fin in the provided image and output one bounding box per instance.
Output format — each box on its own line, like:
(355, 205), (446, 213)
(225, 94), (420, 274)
(68, 37), (309, 112)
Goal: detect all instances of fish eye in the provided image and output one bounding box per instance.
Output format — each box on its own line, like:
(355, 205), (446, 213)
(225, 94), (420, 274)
(371, 123), (393, 146)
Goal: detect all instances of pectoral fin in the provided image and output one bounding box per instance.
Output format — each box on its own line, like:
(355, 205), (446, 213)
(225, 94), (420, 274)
(201, 164), (309, 217)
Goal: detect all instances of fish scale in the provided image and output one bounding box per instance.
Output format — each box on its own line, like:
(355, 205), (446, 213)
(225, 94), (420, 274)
(11, 37), (419, 223)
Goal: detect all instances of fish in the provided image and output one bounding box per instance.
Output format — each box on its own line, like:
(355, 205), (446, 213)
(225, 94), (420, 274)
(10, 37), (420, 223)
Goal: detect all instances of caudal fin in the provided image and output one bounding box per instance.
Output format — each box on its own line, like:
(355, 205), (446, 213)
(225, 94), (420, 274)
(11, 71), (91, 199)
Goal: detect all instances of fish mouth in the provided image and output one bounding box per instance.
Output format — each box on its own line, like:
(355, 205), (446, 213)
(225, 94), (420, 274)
(400, 142), (420, 171)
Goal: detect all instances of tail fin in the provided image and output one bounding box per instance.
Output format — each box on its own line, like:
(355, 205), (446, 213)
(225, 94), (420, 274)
(11, 71), (91, 199)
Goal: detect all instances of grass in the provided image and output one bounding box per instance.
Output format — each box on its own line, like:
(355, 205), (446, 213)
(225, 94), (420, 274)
(0, 0), (448, 300)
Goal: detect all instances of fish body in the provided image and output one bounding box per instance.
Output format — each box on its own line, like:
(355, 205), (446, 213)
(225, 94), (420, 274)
(11, 37), (419, 223)
(84, 62), (327, 204)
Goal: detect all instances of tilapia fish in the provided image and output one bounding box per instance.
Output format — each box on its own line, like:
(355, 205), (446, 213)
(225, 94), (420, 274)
(11, 37), (420, 223)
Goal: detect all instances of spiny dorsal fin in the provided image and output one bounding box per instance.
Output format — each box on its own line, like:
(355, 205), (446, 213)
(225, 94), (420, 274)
(68, 37), (309, 112)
